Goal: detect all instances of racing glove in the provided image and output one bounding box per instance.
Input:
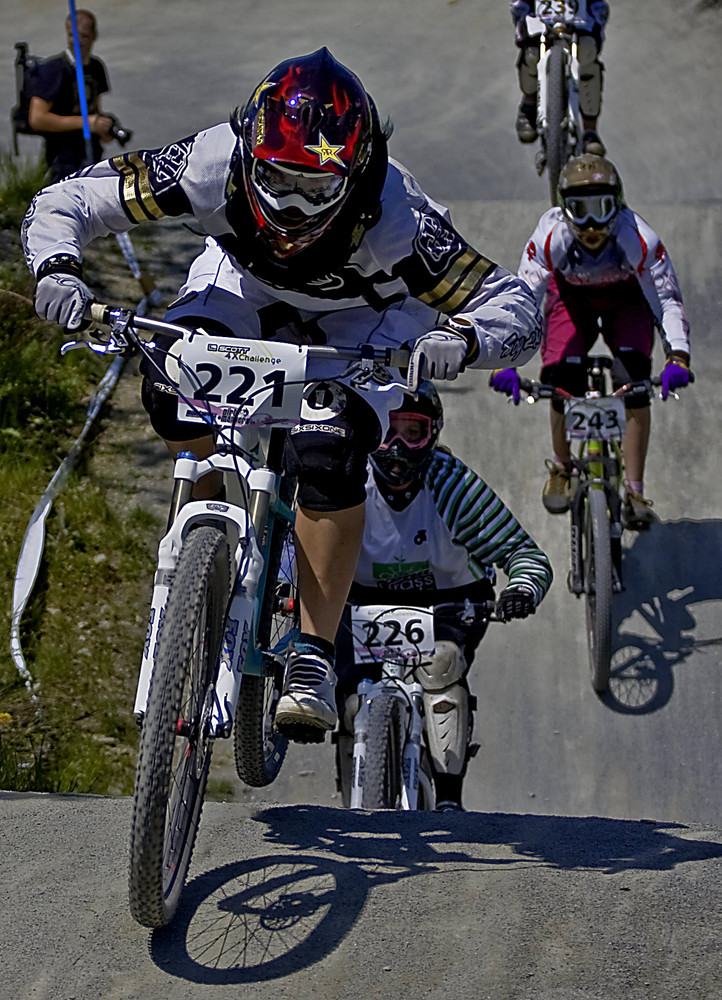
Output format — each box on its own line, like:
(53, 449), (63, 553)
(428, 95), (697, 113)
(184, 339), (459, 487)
(34, 255), (94, 330)
(489, 368), (521, 405)
(406, 319), (478, 391)
(589, 1), (610, 27)
(659, 354), (690, 401)
(495, 587), (536, 622)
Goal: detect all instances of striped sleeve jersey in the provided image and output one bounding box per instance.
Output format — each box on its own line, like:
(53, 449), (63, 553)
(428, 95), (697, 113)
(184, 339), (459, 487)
(352, 450), (553, 605)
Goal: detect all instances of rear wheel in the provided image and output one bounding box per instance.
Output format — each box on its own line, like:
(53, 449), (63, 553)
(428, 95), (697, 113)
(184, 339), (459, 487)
(234, 507), (297, 786)
(545, 39), (568, 203)
(129, 526), (230, 927)
(584, 489), (613, 693)
(363, 693), (405, 809)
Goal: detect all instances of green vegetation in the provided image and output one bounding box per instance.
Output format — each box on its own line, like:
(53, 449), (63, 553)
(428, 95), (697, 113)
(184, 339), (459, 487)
(0, 149), (159, 795)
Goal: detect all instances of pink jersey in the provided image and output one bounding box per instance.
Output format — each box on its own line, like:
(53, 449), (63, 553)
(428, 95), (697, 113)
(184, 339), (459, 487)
(519, 206), (690, 356)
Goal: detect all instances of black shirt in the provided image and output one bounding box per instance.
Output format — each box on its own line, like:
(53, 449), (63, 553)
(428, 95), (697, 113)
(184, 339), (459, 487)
(30, 51), (109, 177)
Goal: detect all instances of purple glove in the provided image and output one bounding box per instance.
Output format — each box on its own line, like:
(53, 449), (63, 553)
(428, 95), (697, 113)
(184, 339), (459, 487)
(660, 360), (690, 401)
(490, 368), (521, 405)
(510, 1), (531, 24)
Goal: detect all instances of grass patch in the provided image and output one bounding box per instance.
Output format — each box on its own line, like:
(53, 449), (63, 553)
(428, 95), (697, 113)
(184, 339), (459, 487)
(0, 145), (161, 795)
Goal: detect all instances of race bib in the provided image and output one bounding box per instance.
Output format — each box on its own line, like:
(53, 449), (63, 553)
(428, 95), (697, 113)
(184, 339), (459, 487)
(536, 0), (577, 24)
(177, 334), (307, 428)
(564, 397), (626, 441)
(350, 605), (435, 666)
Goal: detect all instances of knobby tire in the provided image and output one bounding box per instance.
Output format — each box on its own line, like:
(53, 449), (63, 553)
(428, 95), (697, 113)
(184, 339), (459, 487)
(128, 526), (230, 928)
(363, 692), (405, 809)
(584, 489), (613, 693)
(234, 496), (298, 786)
(545, 39), (568, 204)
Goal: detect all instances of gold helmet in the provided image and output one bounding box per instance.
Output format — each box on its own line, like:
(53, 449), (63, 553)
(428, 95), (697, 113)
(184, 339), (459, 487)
(558, 154), (622, 229)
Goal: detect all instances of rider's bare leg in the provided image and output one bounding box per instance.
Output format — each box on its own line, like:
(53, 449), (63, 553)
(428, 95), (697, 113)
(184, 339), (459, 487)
(293, 502), (365, 644)
(166, 435), (223, 499)
(550, 406), (572, 465)
(622, 406), (651, 486)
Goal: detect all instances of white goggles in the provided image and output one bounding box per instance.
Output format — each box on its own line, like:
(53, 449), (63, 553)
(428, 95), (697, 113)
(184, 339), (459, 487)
(563, 192), (618, 229)
(252, 159), (347, 217)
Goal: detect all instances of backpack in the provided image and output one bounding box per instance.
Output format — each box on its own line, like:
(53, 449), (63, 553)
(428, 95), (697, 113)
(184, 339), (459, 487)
(11, 42), (45, 153)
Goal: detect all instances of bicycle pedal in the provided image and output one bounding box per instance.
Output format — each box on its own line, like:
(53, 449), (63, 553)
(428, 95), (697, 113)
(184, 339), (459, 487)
(468, 742), (481, 759)
(275, 720), (327, 745)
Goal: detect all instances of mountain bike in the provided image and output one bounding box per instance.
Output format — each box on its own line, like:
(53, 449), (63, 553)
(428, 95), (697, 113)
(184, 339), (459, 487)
(62, 303), (409, 927)
(337, 600), (498, 810)
(531, 0), (587, 202)
(518, 355), (686, 694)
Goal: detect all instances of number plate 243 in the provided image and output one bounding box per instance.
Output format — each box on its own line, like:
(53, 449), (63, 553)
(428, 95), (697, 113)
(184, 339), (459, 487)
(564, 397), (626, 441)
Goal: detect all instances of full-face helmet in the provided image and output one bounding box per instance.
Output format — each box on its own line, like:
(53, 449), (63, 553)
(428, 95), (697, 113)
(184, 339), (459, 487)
(371, 382), (444, 490)
(230, 47), (383, 259)
(558, 154), (622, 250)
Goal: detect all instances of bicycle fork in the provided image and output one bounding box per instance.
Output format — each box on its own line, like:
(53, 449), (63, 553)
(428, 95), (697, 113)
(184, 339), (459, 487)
(350, 673), (425, 810)
(134, 455), (273, 738)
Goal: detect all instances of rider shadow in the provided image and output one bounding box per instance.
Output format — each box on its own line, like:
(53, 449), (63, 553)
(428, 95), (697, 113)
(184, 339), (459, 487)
(148, 804), (722, 985)
(604, 518), (722, 714)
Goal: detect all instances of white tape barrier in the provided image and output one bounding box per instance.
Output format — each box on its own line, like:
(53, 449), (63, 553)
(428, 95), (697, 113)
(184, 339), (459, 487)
(10, 356), (125, 694)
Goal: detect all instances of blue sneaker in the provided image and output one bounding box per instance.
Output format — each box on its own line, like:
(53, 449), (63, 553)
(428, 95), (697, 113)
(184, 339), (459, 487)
(275, 649), (338, 743)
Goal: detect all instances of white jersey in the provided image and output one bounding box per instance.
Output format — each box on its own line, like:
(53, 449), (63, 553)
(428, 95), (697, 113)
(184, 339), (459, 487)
(351, 450), (553, 604)
(519, 206), (690, 355)
(22, 123), (542, 386)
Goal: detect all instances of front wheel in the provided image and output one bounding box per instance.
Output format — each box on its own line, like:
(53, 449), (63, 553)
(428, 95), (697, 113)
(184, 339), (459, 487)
(363, 693), (405, 809)
(129, 526), (230, 928)
(545, 39), (569, 203)
(584, 489), (613, 693)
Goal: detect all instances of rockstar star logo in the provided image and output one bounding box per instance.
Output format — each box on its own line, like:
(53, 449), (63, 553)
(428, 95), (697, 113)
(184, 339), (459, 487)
(304, 132), (346, 167)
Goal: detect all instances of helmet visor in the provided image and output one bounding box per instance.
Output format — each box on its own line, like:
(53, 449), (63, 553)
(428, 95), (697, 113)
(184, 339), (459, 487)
(378, 412), (434, 452)
(252, 159), (347, 217)
(563, 192), (618, 229)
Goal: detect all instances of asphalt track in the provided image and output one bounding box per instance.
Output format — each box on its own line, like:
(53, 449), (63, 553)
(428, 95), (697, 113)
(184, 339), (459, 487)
(1, 1), (721, 998)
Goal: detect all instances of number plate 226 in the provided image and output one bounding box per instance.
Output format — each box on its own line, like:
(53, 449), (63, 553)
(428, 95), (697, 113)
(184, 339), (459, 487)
(350, 605), (435, 666)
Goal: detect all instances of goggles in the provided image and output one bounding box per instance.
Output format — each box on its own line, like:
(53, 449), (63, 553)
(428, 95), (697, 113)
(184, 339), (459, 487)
(378, 412), (434, 451)
(252, 159), (347, 217)
(562, 192), (618, 229)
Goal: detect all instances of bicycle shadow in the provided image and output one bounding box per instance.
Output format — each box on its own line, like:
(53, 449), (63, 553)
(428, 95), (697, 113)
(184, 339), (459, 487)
(148, 803), (722, 984)
(604, 518), (722, 713)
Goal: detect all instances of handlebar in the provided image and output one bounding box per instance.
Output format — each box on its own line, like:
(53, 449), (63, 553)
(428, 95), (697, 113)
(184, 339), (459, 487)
(60, 302), (412, 368)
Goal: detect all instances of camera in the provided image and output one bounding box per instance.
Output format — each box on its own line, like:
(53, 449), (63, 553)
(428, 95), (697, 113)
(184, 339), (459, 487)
(107, 114), (133, 147)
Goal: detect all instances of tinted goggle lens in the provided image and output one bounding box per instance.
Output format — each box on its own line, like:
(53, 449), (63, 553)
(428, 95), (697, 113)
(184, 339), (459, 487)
(253, 159), (346, 207)
(378, 413), (434, 451)
(564, 193), (617, 228)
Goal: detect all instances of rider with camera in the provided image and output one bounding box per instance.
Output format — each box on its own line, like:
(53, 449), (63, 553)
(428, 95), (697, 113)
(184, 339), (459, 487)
(26, 9), (131, 181)
(490, 153), (691, 528)
(23, 47), (542, 744)
(510, 0), (610, 153)
(334, 382), (553, 811)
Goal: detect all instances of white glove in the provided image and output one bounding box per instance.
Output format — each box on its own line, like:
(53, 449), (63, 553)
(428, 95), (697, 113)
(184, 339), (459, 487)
(34, 269), (94, 330)
(407, 330), (468, 391)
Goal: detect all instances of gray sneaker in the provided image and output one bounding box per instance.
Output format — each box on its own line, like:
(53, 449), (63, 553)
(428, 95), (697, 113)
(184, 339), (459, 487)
(624, 488), (655, 530)
(542, 460), (573, 514)
(275, 649), (338, 743)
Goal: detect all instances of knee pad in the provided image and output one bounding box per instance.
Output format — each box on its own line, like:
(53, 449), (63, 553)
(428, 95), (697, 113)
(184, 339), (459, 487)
(419, 641), (469, 777)
(577, 35), (603, 118)
(141, 374), (210, 442)
(517, 43), (540, 96)
(542, 359), (589, 415)
(283, 381), (381, 511)
(416, 640), (466, 691)
(612, 349), (652, 409)
(423, 682), (470, 777)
